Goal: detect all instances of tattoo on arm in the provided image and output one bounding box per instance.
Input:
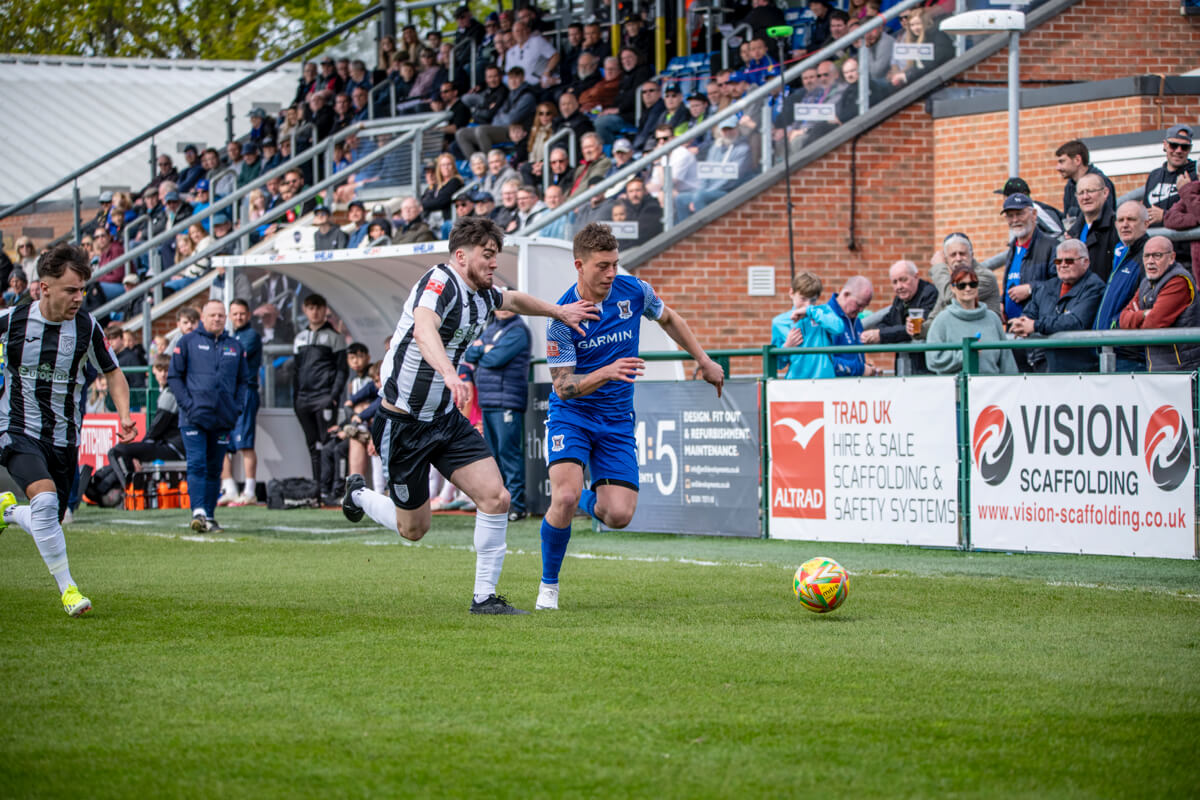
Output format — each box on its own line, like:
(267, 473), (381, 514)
(550, 366), (585, 400)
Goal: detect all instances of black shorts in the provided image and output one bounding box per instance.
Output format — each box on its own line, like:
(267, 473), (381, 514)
(371, 406), (493, 510)
(0, 432), (77, 519)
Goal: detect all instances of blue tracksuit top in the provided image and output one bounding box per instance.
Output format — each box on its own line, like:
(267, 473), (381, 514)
(168, 327), (250, 431)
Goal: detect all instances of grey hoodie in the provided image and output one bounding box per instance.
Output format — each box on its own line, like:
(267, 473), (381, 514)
(925, 301), (1017, 375)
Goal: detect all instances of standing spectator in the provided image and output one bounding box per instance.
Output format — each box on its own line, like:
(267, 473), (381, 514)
(1118, 236), (1200, 371)
(168, 300), (250, 533)
(455, 67), (538, 157)
(929, 233), (1003, 323)
(1008, 239), (1105, 372)
(292, 294), (349, 504)
(860, 260), (939, 374)
(995, 176), (1064, 238)
(1066, 172), (1118, 282)
(1095, 201), (1149, 372)
(1055, 139), (1116, 226)
(1144, 123), (1197, 268)
(312, 206), (347, 251)
(745, 0), (787, 44)
(770, 271), (845, 380)
(1001, 193), (1056, 323)
(1165, 176), (1200, 282)
(394, 197), (437, 243)
(464, 302), (532, 521)
(218, 299), (262, 507)
(107, 321), (147, 392)
(826, 276), (878, 376)
(926, 266), (1017, 375)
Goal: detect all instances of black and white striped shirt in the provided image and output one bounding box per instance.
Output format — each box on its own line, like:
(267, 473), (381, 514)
(382, 264), (502, 421)
(0, 303), (118, 449)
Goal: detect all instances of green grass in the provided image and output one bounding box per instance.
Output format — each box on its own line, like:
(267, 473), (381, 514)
(2, 507), (1199, 798)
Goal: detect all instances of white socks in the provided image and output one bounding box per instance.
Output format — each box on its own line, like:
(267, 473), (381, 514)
(222, 478), (238, 498)
(353, 487), (400, 532)
(370, 456), (384, 493)
(15, 493), (76, 593)
(243, 479), (256, 498)
(472, 511), (508, 602)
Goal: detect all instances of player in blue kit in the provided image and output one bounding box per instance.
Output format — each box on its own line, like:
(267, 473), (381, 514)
(537, 223), (724, 610)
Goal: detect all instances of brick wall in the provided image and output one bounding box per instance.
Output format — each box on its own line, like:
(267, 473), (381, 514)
(957, 0), (1200, 86)
(933, 93), (1200, 259)
(0, 207), (94, 257)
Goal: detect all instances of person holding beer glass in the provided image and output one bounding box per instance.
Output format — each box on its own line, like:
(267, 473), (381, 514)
(925, 266), (1017, 375)
(860, 260), (938, 374)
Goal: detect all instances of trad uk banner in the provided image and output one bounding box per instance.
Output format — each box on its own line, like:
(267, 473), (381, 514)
(969, 374), (1196, 559)
(767, 377), (960, 546)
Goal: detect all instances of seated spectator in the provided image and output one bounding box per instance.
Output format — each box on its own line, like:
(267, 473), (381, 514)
(926, 266), (1017, 375)
(771, 271), (845, 379)
(1095, 201), (1149, 371)
(432, 81), (471, 149)
(312, 206), (347, 250)
(676, 118), (752, 221)
(509, 184), (546, 232)
(860, 260), (939, 373)
(525, 101), (561, 174)
(1007, 239), (1105, 372)
(164, 234), (203, 293)
(140, 154), (179, 199)
(1165, 176), (1200, 280)
(5, 268), (32, 308)
(621, 176), (663, 245)
(567, 133), (611, 199)
(318, 57), (343, 94)
(481, 149), (519, 198)
(342, 200), (370, 247)
(620, 13), (652, 57)
(363, 218), (392, 247)
(578, 55), (622, 113)
(455, 66), (537, 156)
(530, 146), (573, 193)
(558, 22), (584, 84)
(106, 356), (185, 487)
(177, 144), (205, 193)
(929, 232), (1003, 322)
(655, 84), (692, 139)
(605, 137), (635, 178)
(1066, 172), (1118, 281)
(394, 197), (437, 243)
(399, 25), (422, 65)
(346, 59), (372, 96)
(90, 227), (127, 300)
(492, 178), (522, 230)
(557, 51), (601, 102)
(1118, 235), (1200, 371)
(594, 48), (655, 144)
(450, 6), (486, 87)
(742, 37), (780, 87)
(420, 153), (465, 224)
(538, 184), (571, 240)
(474, 191), (498, 222)
(190, 179), (212, 228)
(461, 152), (488, 195)
(630, 82), (666, 153)
(463, 64), (509, 125)
(107, 322), (147, 391)
(299, 90), (336, 149)
(331, 92), (354, 131)
(1056, 139), (1117, 226)
(887, 9), (953, 87)
(238, 142), (262, 186)
(645, 125), (699, 208)
(398, 48), (444, 112)
(857, 13), (895, 83)
(388, 57), (416, 103)
(247, 107), (277, 144)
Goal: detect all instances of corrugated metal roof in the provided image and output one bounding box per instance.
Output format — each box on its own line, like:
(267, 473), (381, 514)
(0, 55), (301, 206)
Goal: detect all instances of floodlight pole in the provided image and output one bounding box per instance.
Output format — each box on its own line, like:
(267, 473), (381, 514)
(768, 25), (797, 283)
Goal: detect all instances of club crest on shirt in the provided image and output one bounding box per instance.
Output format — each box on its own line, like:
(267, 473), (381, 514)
(546, 341), (559, 357)
(617, 300), (632, 319)
(394, 483), (410, 503)
(59, 334), (75, 352)
(551, 434), (565, 452)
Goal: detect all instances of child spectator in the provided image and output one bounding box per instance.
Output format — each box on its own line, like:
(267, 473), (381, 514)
(771, 271), (844, 379)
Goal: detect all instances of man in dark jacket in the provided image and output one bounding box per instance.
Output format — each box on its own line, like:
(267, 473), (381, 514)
(1008, 239), (1105, 373)
(1067, 173), (1119, 282)
(464, 306), (532, 521)
(168, 300), (250, 533)
(860, 260), (938, 374)
(1055, 139), (1116, 225)
(292, 293), (349, 503)
(455, 66), (537, 156)
(1094, 201), (1149, 371)
(622, 177), (663, 245)
(1002, 193), (1057, 324)
(1144, 123), (1197, 267)
(1118, 236), (1200, 372)
(312, 206), (348, 251)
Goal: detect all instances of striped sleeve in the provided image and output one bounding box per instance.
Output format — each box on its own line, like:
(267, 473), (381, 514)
(86, 316), (119, 373)
(545, 319), (576, 367)
(638, 277), (665, 321)
(415, 267), (458, 319)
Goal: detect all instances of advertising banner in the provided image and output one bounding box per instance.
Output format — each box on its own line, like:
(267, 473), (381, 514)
(969, 374), (1197, 559)
(526, 381), (761, 536)
(79, 413), (147, 469)
(767, 378), (960, 546)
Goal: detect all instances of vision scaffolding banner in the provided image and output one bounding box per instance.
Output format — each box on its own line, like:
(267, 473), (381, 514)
(525, 381), (761, 536)
(969, 374), (1197, 559)
(767, 377), (960, 546)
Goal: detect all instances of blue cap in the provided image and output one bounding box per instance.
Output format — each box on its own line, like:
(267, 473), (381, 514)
(470, 190), (494, 203)
(1001, 192), (1034, 212)
(212, 211), (231, 225)
(195, 178), (210, 191)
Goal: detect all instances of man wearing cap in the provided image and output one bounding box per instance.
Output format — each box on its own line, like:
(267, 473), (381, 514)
(177, 144), (205, 193)
(451, 6), (486, 88)
(1067, 172), (1118, 282)
(452, 192), (477, 221)
(1007, 238), (1105, 372)
(190, 179), (212, 229)
(676, 116), (752, 221)
(1144, 123), (1197, 266)
(808, 0), (834, 50)
(621, 12), (653, 55)
(342, 200), (370, 247)
(605, 138), (635, 178)
(260, 137), (281, 171)
(238, 142), (262, 186)
(474, 191), (498, 221)
(995, 176), (1063, 237)
(312, 207), (347, 251)
(1000, 192), (1056, 356)
(394, 197), (437, 243)
(247, 107), (277, 144)
(89, 191), (114, 233)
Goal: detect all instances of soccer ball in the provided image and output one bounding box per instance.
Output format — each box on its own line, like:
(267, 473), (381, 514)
(793, 557), (849, 613)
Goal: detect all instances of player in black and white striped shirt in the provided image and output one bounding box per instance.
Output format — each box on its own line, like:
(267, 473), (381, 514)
(341, 216), (597, 614)
(0, 244), (137, 617)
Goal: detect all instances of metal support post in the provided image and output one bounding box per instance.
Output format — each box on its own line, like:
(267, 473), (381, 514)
(1007, 30), (1020, 177)
(382, 0), (396, 39)
(149, 139), (158, 185)
(72, 181), (82, 244)
(225, 96), (235, 145)
(858, 44), (870, 117)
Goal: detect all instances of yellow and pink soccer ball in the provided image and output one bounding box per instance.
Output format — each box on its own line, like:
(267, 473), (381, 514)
(793, 557), (849, 613)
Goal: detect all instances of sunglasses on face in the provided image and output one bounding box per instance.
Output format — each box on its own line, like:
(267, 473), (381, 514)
(1166, 141), (1191, 151)
(953, 281), (978, 290)
(1054, 257), (1083, 265)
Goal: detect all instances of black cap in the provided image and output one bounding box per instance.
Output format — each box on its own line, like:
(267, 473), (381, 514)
(348, 200), (365, 211)
(663, 83), (682, 94)
(994, 177), (1031, 196)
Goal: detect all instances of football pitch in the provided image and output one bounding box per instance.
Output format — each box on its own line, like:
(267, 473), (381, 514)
(2, 507), (1198, 798)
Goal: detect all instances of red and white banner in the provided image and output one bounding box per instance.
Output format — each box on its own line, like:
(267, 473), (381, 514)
(969, 374), (1197, 559)
(79, 413), (147, 469)
(767, 378), (960, 546)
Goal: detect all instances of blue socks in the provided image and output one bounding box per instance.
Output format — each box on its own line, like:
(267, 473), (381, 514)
(540, 518), (572, 584)
(579, 488), (598, 520)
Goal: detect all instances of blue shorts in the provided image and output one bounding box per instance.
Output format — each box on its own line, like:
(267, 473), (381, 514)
(228, 389), (260, 452)
(545, 408), (639, 491)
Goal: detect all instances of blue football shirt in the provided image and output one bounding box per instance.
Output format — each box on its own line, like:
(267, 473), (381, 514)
(545, 274), (664, 419)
